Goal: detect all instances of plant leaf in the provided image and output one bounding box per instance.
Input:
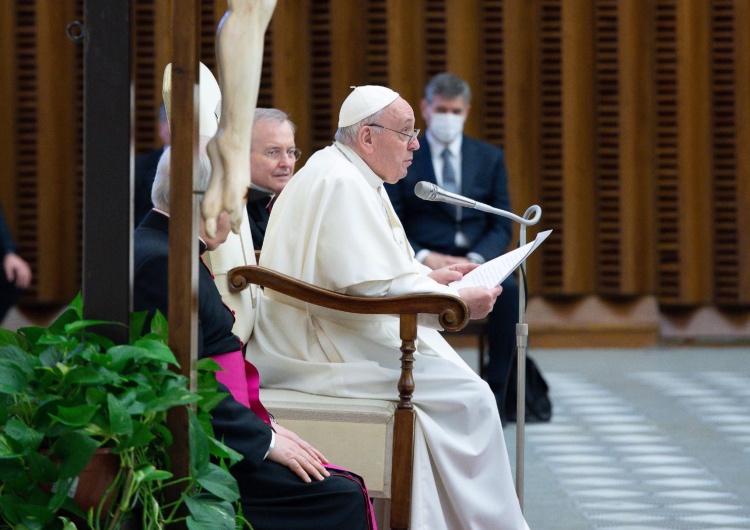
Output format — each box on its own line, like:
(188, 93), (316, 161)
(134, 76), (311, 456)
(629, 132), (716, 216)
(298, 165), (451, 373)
(63, 365), (105, 386)
(0, 433), (22, 458)
(194, 463), (240, 503)
(0, 328), (32, 350)
(149, 309), (169, 338)
(4, 418), (44, 450)
(107, 393), (133, 435)
(50, 404), (99, 427)
(133, 338), (179, 365)
(183, 494), (236, 530)
(50, 431), (99, 479)
(189, 409), (210, 473)
(147, 389), (200, 413)
(16, 502), (57, 530)
(0, 359), (27, 394)
(132, 463), (172, 485)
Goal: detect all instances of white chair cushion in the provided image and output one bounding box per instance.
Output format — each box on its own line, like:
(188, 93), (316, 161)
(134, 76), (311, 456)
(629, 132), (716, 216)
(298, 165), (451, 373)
(260, 388), (396, 497)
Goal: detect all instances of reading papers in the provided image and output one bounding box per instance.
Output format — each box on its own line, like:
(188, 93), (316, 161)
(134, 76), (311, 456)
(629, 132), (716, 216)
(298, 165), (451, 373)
(450, 229), (552, 290)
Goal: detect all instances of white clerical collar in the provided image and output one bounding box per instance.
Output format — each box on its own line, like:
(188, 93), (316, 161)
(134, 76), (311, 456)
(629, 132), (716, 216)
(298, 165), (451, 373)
(333, 141), (383, 190)
(425, 129), (462, 158)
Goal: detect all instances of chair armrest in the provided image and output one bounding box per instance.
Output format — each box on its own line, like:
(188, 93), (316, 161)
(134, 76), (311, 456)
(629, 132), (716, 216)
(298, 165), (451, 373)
(228, 265), (469, 332)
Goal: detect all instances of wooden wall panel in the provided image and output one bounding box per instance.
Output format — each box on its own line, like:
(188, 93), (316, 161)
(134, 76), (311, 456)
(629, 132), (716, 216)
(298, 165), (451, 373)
(329, 2), (367, 135)
(5, 0), (750, 333)
(538, 0), (564, 293)
(270, 0), (312, 162)
(27, 0), (80, 304)
(445, 0), (482, 138)
(654, 0), (680, 304)
(561, 0), (596, 293)
(386, 0), (426, 113)
(675, 0), (714, 304)
(309, 1), (334, 152)
(617, 0), (656, 294)
(0, 0), (19, 231)
(133, 0), (161, 155)
(10, 1), (40, 301)
(594, 0), (621, 294)
(711, 0), (750, 307)
(503, 0), (542, 289)
(734, 0), (750, 304)
(481, 1), (505, 149)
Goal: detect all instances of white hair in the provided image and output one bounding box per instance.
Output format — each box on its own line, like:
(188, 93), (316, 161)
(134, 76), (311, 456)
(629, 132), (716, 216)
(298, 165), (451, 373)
(151, 136), (213, 211)
(334, 107), (387, 146)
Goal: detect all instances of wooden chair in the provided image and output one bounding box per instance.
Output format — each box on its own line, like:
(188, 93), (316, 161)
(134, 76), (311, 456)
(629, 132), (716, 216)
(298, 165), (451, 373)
(228, 265), (469, 530)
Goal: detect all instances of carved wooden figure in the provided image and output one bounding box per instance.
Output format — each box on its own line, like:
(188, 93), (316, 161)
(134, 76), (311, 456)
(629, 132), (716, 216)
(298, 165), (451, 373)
(203, 0), (277, 237)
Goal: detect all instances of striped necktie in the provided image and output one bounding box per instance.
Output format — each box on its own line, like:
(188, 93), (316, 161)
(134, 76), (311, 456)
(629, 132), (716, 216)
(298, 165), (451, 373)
(442, 148), (460, 220)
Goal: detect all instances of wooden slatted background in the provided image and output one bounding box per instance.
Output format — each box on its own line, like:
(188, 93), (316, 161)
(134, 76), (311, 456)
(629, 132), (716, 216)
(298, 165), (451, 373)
(481, 1), (505, 149)
(3, 0), (750, 339)
(655, 0), (680, 304)
(538, 0), (564, 293)
(595, 0), (621, 295)
(13, 0), (39, 300)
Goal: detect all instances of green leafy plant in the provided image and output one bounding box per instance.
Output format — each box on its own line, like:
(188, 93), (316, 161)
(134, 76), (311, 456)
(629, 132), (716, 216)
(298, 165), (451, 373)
(0, 294), (247, 529)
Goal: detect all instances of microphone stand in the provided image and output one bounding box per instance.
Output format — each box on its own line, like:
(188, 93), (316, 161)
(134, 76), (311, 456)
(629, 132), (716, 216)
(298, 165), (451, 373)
(414, 181), (543, 508)
(475, 202), (542, 510)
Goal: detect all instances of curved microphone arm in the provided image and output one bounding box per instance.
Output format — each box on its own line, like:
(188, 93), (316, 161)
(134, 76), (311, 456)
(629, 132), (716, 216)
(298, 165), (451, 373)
(414, 181), (542, 226)
(473, 202), (542, 226)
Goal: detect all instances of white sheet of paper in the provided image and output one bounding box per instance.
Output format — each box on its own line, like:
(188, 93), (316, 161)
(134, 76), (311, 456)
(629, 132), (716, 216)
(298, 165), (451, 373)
(450, 229), (552, 290)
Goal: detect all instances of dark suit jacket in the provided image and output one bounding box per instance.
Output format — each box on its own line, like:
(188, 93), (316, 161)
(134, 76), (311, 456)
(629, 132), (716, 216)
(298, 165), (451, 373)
(387, 135), (512, 261)
(247, 197), (271, 249)
(133, 210), (272, 471)
(0, 205), (20, 320)
(133, 147), (165, 229)
(0, 205), (17, 258)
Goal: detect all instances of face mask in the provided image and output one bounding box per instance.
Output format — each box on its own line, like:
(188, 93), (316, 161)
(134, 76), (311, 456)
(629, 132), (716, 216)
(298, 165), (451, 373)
(429, 112), (465, 144)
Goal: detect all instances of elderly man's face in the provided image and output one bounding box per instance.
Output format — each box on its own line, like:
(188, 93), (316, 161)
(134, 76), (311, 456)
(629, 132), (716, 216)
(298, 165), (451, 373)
(250, 119), (298, 194)
(367, 97), (420, 184)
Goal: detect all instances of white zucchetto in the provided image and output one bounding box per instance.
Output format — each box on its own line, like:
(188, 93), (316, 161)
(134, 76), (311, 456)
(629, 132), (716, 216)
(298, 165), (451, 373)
(338, 85), (400, 128)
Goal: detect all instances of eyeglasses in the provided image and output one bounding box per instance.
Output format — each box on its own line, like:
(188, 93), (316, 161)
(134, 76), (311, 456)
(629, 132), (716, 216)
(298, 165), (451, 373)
(264, 147), (302, 161)
(366, 124), (420, 144)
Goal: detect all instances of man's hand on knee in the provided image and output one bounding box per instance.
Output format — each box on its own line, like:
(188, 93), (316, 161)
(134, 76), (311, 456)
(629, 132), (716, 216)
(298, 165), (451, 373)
(268, 434), (331, 483)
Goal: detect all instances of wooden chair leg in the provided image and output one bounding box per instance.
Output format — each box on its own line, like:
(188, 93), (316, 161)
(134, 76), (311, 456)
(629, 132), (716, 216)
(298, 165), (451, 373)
(390, 314), (417, 530)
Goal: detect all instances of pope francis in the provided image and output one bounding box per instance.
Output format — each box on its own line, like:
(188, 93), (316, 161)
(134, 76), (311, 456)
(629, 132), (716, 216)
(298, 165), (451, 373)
(248, 86), (530, 530)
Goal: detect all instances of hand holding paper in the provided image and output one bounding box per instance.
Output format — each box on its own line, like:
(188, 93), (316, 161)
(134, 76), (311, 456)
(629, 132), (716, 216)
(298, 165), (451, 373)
(450, 229), (552, 290)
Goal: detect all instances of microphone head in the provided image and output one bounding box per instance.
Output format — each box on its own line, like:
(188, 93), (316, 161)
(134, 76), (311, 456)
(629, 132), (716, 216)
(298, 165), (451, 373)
(414, 181), (438, 201)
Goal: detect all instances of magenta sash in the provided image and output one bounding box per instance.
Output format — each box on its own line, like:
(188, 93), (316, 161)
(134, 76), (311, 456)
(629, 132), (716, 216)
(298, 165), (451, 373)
(212, 350), (271, 425)
(326, 464), (378, 530)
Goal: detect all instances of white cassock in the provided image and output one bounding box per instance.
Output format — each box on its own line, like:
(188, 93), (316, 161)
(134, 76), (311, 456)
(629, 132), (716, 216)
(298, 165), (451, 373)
(249, 142), (529, 530)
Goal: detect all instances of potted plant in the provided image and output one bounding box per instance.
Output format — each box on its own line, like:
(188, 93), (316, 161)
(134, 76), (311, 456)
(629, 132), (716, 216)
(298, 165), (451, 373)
(0, 294), (248, 529)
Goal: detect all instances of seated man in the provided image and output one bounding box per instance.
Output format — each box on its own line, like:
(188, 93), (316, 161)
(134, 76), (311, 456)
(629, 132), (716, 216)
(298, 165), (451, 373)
(249, 86), (529, 530)
(246, 108), (300, 248)
(133, 140), (373, 530)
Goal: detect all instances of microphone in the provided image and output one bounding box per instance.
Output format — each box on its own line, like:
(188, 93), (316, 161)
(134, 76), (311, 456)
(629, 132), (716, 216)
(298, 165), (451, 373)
(414, 181), (476, 208)
(414, 181), (542, 226)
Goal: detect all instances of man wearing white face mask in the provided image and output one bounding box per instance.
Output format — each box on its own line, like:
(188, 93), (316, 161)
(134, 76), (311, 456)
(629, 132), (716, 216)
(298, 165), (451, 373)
(387, 72), (543, 423)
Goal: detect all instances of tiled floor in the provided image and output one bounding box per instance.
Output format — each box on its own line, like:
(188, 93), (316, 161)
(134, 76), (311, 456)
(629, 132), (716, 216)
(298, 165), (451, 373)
(488, 347), (750, 530)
